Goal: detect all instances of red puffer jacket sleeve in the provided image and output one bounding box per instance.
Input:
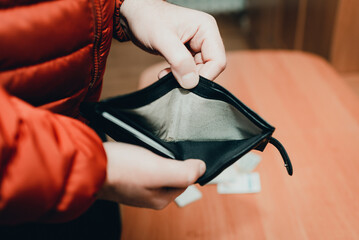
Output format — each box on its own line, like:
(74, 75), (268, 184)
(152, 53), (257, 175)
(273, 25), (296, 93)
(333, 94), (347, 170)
(113, 0), (130, 41)
(0, 87), (107, 224)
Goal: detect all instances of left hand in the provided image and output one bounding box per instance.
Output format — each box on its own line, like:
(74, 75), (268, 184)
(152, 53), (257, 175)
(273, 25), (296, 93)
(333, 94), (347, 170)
(97, 142), (206, 209)
(120, 0), (226, 89)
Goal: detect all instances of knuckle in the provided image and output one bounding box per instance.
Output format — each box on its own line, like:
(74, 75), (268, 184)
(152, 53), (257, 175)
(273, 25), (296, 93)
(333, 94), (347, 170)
(186, 171), (199, 185)
(208, 15), (218, 26)
(174, 54), (193, 68)
(218, 57), (227, 72)
(147, 192), (171, 210)
(170, 57), (186, 69)
(152, 199), (169, 210)
(201, 12), (217, 25)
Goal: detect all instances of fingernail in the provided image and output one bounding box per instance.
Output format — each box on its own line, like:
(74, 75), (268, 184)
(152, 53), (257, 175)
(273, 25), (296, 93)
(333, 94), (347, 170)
(181, 72), (198, 89)
(199, 162), (206, 176)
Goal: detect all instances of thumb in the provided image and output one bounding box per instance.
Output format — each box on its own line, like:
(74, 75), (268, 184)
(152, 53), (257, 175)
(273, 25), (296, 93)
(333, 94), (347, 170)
(155, 34), (199, 89)
(156, 159), (206, 188)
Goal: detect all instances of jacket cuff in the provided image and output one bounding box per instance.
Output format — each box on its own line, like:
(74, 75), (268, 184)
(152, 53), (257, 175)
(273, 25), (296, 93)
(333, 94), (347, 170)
(113, 0), (130, 42)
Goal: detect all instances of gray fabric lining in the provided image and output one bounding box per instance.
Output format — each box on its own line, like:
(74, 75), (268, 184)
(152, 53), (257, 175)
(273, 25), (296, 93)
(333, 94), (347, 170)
(124, 88), (262, 142)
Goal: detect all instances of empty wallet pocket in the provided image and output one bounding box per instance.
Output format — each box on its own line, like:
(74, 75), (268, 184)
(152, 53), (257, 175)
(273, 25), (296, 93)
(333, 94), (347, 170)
(81, 73), (293, 185)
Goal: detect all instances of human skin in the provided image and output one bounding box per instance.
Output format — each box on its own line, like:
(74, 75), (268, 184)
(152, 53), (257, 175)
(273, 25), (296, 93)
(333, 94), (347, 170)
(98, 0), (226, 209)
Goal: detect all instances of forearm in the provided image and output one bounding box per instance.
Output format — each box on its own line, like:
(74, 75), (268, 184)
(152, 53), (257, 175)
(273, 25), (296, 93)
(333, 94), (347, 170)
(0, 88), (107, 224)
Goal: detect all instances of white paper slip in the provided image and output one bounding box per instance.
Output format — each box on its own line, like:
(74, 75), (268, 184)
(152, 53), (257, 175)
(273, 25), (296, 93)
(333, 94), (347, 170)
(209, 152), (262, 184)
(234, 152), (262, 173)
(208, 165), (238, 184)
(175, 185), (202, 207)
(217, 172), (261, 194)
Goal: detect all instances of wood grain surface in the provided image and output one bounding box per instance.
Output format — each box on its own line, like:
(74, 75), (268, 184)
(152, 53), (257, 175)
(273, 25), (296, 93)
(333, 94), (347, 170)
(120, 51), (359, 240)
(331, 0), (359, 72)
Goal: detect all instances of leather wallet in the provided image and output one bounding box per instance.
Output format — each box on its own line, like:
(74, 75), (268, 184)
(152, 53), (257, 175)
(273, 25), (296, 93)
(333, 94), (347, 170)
(81, 73), (293, 185)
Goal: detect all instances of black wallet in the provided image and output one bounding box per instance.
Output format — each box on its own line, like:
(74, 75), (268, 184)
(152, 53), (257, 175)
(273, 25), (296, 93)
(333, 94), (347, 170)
(81, 73), (293, 185)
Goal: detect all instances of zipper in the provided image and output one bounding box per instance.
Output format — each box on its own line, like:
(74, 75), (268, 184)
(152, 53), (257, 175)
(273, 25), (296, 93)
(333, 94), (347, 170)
(90, 0), (102, 88)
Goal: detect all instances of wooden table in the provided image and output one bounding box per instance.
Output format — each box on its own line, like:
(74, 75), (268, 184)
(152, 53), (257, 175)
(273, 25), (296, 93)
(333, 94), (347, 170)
(120, 51), (359, 240)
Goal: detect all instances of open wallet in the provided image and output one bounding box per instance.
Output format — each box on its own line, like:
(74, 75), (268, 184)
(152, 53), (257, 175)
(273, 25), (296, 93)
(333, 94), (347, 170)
(81, 73), (293, 185)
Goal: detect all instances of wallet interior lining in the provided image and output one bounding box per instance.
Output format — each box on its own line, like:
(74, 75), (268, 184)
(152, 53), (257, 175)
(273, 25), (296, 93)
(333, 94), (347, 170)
(120, 88), (263, 142)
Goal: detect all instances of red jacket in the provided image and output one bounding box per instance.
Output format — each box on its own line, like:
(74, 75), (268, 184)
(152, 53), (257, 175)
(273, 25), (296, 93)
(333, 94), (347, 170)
(0, 0), (127, 224)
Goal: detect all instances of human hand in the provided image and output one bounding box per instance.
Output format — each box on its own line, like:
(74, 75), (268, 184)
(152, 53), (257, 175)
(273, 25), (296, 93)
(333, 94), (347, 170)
(97, 142), (206, 209)
(120, 0), (226, 89)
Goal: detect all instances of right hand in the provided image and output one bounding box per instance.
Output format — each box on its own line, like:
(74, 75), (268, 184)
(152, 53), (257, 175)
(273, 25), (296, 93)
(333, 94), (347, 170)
(120, 0), (226, 89)
(97, 142), (206, 209)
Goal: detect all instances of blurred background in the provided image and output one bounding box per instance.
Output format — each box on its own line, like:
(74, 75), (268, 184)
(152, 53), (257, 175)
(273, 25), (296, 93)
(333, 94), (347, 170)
(101, 0), (359, 98)
(102, 2), (359, 239)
